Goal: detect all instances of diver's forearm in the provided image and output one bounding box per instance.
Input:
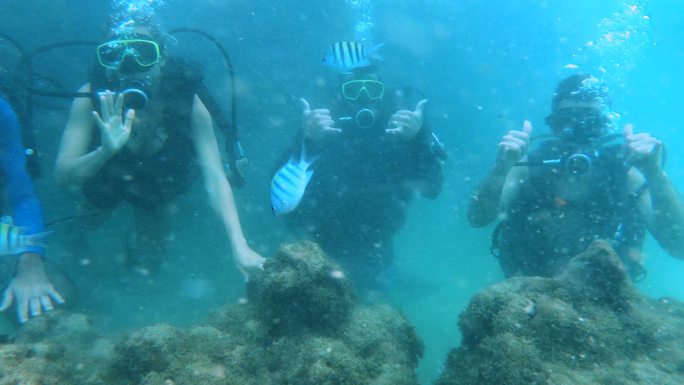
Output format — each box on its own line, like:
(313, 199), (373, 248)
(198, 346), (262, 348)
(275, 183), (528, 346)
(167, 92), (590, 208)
(55, 147), (113, 187)
(647, 170), (684, 258)
(204, 174), (248, 250)
(467, 165), (509, 227)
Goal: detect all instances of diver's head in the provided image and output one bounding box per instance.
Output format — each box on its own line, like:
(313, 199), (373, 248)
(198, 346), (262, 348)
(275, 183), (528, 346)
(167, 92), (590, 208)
(545, 74), (616, 143)
(98, 23), (166, 75)
(97, 18), (166, 110)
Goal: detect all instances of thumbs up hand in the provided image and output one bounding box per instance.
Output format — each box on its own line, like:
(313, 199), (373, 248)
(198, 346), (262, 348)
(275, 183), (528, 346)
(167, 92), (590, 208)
(623, 123), (663, 177)
(386, 99), (427, 141)
(301, 98), (341, 143)
(496, 120), (533, 169)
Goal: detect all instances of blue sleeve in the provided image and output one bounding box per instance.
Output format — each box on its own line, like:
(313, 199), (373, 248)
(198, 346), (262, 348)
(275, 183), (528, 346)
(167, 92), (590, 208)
(0, 97), (45, 255)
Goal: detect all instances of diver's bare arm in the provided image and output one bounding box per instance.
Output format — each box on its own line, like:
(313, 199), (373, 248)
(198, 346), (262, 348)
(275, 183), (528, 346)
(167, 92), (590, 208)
(191, 96), (245, 246)
(469, 121), (532, 227)
(55, 84), (115, 186)
(467, 163), (514, 227)
(640, 169), (684, 258)
(191, 95), (264, 274)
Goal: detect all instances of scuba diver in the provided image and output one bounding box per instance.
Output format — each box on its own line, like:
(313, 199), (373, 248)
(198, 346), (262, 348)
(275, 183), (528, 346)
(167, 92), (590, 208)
(54, 15), (264, 279)
(468, 74), (684, 280)
(272, 64), (445, 292)
(0, 95), (64, 324)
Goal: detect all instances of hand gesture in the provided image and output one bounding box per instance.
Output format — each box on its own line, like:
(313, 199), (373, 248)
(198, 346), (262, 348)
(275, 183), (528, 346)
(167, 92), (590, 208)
(386, 99), (427, 141)
(497, 120), (533, 169)
(623, 124), (663, 177)
(301, 98), (341, 143)
(0, 253), (65, 323)
(92, 90), (135, 155)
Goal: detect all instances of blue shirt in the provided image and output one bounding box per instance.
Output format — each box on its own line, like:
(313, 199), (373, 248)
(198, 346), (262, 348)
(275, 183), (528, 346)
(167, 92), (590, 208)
(0, 96), (44, 255)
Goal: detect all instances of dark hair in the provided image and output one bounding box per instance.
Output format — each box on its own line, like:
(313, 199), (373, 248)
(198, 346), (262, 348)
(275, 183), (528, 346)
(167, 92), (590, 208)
(545, 74), (615, 137)
(550, 73), (611, 114)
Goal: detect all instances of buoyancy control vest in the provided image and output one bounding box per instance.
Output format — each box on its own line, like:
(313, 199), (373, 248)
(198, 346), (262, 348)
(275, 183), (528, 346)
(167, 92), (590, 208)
(83, 57), (201, 211)
(492, 137), (646, 279)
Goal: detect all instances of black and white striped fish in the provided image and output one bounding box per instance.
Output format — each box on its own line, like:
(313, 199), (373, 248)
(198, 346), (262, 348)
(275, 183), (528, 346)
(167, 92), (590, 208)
(322, 41), (384, 71)
(270, 141), (320, 216)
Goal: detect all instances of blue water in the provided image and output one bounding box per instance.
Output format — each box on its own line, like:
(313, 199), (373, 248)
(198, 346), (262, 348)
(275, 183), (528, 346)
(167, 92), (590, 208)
(1, 1), (683, 384)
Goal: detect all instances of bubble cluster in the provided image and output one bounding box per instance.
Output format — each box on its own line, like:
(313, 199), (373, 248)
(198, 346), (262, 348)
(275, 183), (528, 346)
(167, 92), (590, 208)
(109, 0), (168, 37)
(585, 2), (650, 87)
(346, 0), (376, 42)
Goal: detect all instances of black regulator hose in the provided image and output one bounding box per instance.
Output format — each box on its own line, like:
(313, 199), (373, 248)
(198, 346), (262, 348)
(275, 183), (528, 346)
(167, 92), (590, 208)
(2, 30), (244, 185)
(168, 27), (245, 187)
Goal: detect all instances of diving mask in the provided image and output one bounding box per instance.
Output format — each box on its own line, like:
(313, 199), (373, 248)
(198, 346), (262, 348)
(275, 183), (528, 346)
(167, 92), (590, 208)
(97, 38), (161, 72)
(546, 107), (615, 142)
(342, 79), (384, 101)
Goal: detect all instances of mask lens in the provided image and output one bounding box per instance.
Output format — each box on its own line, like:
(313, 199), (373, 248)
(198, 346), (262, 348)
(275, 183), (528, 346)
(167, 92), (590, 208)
(552, 107), (611, 140)
(363, 80), (384, 99)
(97, 41), (126, 69)
(342, 81), (365, 100)
(127, 40), (160, 66)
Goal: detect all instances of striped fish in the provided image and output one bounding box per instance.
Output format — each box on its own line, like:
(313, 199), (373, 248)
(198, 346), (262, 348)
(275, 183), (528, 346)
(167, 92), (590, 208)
(0, 222), (47, 256)
(322, 41), (385, 71)
(271, 141), (320, 216)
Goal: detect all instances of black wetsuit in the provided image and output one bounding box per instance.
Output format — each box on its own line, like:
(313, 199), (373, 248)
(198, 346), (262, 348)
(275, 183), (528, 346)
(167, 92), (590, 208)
(83, 58), (200, 211)
(494, 138), (645, 278)
(279, 95), (443, 287)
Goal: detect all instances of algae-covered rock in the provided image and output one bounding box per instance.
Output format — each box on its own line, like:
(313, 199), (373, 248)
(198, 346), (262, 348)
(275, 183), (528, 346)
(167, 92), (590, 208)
(0, 241), (422, 385)
(1, 311), (113, 385)
(249, 241), (355, 334)
(436, 241), (684, 385)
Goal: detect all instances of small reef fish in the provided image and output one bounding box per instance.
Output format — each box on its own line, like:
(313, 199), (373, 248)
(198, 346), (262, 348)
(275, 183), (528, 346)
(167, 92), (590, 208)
(564, 63), (580, 69)
(0, 222), (46, 256)
(271, 142), (320, 216)
(323, 41), (385, 71)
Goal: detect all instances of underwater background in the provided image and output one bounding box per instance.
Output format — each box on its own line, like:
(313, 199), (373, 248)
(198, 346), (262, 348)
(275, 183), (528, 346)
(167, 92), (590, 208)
(1, 0), (682, 384)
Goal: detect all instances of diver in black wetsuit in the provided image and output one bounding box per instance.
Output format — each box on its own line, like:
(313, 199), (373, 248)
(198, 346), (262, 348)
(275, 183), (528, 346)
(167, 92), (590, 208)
(468, 74), (684, 279)
(274, 68), (444, 292)
(55, 16), (264, 278)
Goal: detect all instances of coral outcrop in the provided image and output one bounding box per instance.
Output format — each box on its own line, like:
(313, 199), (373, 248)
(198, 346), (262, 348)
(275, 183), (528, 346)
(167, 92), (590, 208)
(0, 241), (422, 385)
(436, 240), (684, 385)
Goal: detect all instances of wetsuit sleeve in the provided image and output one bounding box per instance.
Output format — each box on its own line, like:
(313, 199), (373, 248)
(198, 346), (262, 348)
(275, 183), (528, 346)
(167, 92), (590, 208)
(0, 98), (45, 255)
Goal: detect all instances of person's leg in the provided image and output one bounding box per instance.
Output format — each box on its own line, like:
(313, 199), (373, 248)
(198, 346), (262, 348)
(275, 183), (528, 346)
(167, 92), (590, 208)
(125, 204), (174, 276)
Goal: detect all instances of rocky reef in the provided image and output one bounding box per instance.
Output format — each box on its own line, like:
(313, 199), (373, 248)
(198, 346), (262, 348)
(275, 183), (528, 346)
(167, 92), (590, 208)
(0, 241), (423, 385)
(436, 240), (684, 385)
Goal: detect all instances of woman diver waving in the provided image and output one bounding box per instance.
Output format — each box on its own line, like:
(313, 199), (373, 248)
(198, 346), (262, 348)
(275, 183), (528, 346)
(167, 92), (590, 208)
(54, 14), (264, 279)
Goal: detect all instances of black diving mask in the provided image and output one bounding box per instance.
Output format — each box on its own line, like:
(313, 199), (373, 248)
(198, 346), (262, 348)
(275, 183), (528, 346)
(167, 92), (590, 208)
(546, 107), (615, 143)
